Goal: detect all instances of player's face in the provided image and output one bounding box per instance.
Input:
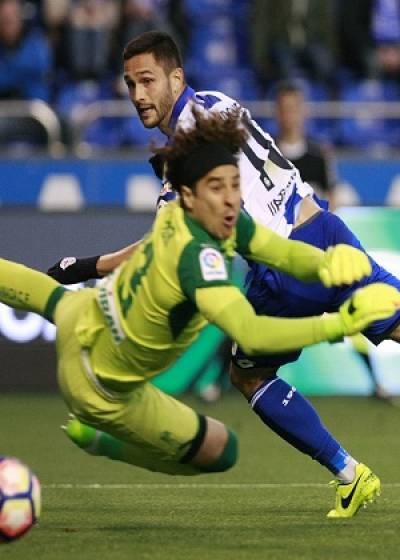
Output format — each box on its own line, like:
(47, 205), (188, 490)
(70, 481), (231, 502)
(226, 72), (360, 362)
(276, 92), (306, 134)
(123, 53), (182, 132)
(182, 165), (241, 240)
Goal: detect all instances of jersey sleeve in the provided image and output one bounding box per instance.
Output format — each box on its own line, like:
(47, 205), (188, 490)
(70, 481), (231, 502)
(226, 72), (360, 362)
(177, 241), (232, 302)
(235, 209), (256, 254)
(238, 220), (326, 283)
(195, 286), (344, 355)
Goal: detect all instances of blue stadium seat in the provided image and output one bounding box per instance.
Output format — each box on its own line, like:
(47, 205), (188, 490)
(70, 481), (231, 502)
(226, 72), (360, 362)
(381, 81), (400, 148)
(186, 18), (238, 69)
(196, 68), (260, 100)
(336, 79), (394, 149)
(56, 80), (107, 119)
(255, 118), (278, 137)
(304, 82), (335, 143)
(120, 118), (165, 148)
(56, 80), (165, 149)
(185, 0), (250, 67)
(83, 115), (165, 149)
(184, 0), (236, 23)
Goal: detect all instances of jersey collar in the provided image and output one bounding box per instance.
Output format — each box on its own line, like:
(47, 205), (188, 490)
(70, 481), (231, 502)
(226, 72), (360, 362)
(183, 211), (235, 256)
(168, 85), (196, 135)
(184, 212), (222, 247)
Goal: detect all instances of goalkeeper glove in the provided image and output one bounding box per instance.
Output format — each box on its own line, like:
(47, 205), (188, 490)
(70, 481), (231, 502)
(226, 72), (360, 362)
(323, 283), (400, 342)
(47, 255), (101, 284)
(318, 244), (372, 288)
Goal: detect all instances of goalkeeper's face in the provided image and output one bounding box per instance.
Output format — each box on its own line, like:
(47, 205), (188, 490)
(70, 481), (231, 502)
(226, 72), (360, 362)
(181, 165), (241, 240)
(124, 53), (183, 132)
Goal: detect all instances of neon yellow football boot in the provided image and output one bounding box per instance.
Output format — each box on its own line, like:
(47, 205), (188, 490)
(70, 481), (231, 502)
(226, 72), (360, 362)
(327, 463), (381, 518)
(62, 414), (123, 459)
(62, 414), (98, 452)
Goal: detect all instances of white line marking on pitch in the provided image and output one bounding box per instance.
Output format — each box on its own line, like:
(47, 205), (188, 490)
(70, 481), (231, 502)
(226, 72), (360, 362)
(43, 483), (400, 489)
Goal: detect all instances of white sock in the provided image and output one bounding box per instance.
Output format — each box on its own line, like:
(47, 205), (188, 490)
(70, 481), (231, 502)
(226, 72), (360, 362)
(337, 458), (358, 483)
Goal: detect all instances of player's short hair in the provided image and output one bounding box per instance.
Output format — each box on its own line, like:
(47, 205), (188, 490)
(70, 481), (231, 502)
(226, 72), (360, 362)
(275, 80), (304, 99)
(155, 108), (248, 194)
(123, 31), (183, 75)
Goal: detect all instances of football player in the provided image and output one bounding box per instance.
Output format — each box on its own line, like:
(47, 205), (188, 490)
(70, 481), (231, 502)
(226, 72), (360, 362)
(48, 32), (400, 517)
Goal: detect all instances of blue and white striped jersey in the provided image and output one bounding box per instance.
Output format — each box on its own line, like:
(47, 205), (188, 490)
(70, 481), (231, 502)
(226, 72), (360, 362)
(157, 86), (314, 238)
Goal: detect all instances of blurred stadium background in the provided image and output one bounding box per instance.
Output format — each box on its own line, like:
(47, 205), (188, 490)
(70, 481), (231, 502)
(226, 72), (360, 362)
(1, 0), (400, 396)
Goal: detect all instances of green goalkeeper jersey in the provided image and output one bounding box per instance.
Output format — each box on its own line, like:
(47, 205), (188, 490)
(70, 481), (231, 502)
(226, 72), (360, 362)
(73, 201), (333, 389)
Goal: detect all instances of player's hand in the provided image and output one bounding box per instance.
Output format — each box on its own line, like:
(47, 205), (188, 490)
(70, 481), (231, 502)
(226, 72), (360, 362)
(322, 283), (400, 342)
(318, 244), (372, 288)
(339, 283), (400, 336)
(47, 256), (101, 284)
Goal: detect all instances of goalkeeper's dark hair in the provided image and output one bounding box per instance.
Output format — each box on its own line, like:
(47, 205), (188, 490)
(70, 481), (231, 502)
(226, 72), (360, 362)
(154, 108), (248, 194)
(124, 30), (183, 76)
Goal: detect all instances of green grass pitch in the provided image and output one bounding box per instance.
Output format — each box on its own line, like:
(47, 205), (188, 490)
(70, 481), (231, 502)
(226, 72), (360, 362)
(2, 393), (400, 559)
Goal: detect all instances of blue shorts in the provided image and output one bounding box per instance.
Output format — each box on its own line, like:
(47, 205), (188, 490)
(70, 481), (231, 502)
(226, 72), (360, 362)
(233, 210), (400, 369)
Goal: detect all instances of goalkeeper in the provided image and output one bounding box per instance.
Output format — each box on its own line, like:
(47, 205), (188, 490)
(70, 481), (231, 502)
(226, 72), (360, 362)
(1, 110), (399, 501)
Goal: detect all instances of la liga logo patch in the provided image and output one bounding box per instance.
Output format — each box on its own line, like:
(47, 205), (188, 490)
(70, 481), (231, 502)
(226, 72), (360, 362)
(199, 248), (227, 281)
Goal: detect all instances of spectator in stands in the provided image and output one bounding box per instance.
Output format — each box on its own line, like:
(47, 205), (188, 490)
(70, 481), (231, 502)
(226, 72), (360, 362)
(40, 0), (71, 74)
(250, 0), (337, 92)
(337, 0), (376, 81)
(117, 1), (185, 64)
(0, 0), (53, 149)
(338, 0), (400, 83)
(120, 1), (171, 41)
(0, 0), (52, 101)
(372, 0), (400, 82)
(274, 81), (338, 208)
(64, 0), (120, 81)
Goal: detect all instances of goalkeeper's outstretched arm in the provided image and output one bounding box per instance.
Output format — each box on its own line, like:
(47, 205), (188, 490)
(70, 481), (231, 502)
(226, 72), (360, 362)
(195, 284), (400, 356)
(237, 211), (372, 288)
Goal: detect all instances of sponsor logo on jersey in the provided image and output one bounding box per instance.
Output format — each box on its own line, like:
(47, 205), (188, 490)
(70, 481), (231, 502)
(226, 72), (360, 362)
(199, 248), (227, 281)
(282, 386), (296, 406)
(341, 473), (363, 509)
(60, 257), (77, 270)
(97, 277), (125, 344)
(267, 188), (287, 216)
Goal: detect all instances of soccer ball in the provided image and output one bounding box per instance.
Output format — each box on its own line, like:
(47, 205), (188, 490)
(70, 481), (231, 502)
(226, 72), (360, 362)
(0, 457), (41, 543)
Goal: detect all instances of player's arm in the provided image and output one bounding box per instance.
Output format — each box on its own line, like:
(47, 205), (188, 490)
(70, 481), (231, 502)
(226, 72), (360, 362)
(178, 244), (337, 353)
(96, 241), (142, 276)
(236, 211), (372, 288)
(47, 241), (142, 284)
(195, 283), (400, 355)
(47, 180), (178, 284)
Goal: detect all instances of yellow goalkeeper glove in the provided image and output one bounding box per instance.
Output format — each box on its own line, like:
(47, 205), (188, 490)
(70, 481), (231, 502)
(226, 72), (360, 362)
(323, 283), (400, 341)
(318, 244), (372, 288)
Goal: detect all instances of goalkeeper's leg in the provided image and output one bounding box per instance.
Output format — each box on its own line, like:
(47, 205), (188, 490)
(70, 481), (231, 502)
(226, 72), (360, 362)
(0, 258), (66, 321)
(56, 314), (238, 476)
(64, 412), (238, 476)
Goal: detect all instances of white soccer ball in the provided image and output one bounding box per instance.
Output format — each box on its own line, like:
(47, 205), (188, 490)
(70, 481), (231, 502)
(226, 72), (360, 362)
(0, 457), (41, 542)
